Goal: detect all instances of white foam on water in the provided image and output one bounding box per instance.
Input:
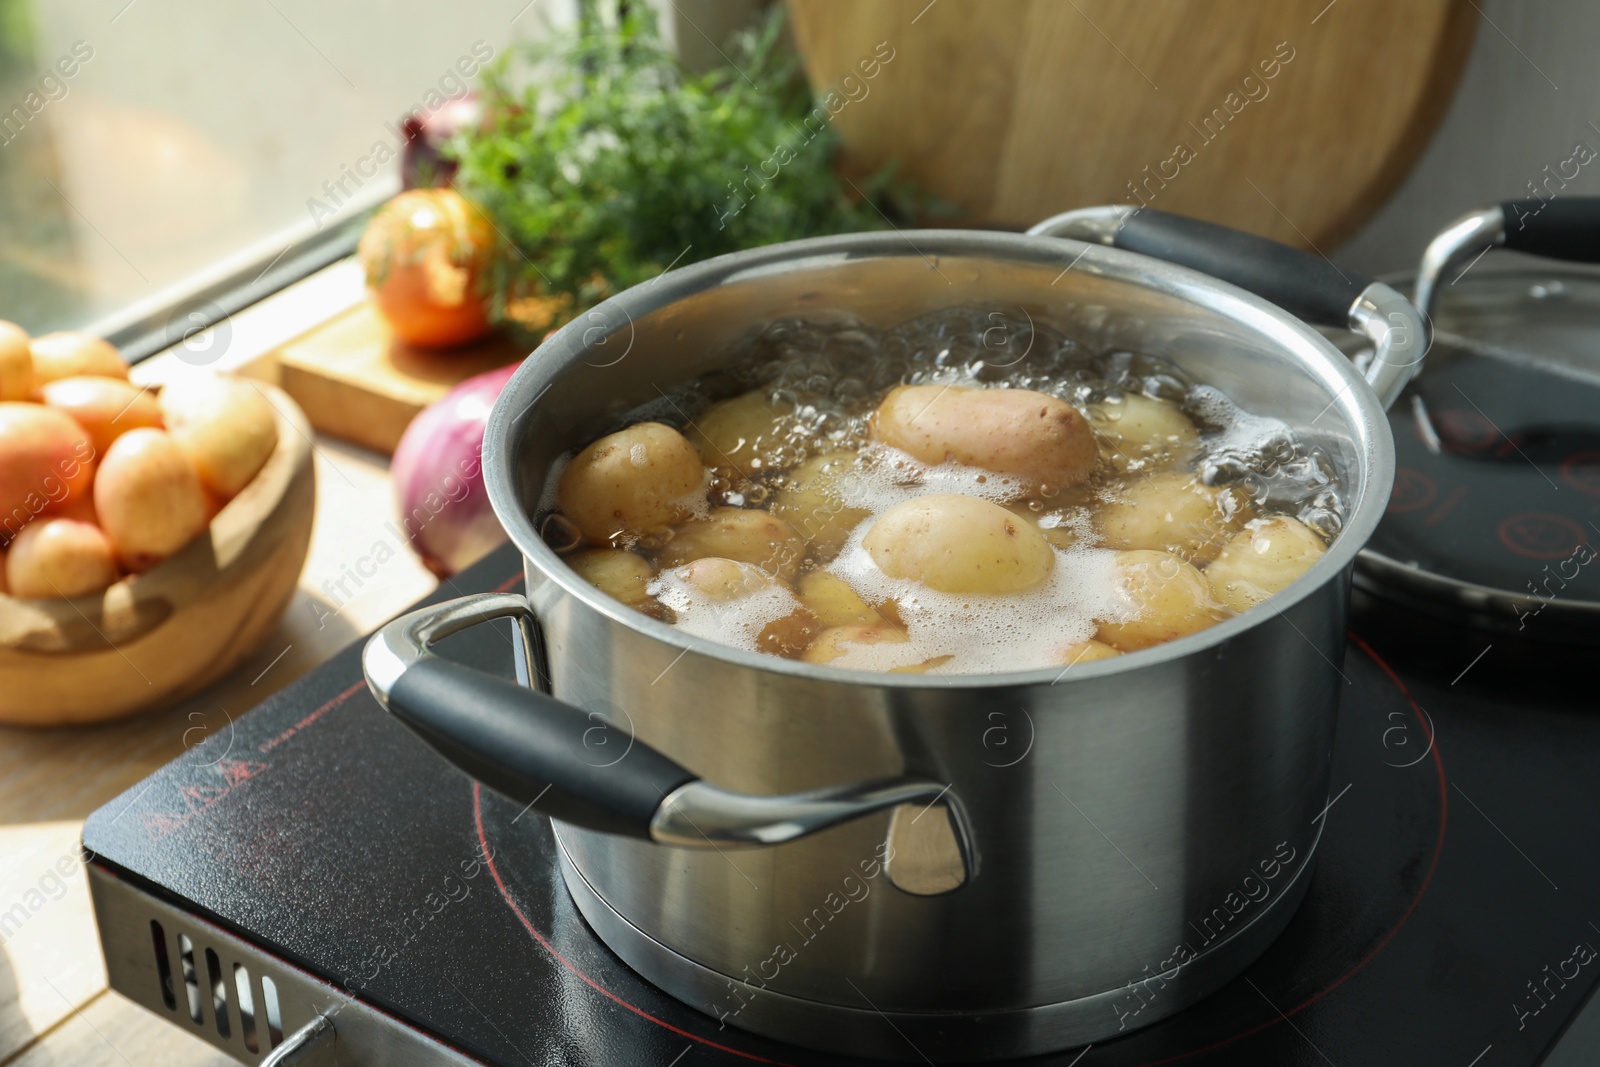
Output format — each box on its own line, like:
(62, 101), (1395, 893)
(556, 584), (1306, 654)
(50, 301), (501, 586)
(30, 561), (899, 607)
(820, 525), (1129, 675)
(648, 567), (803, 654)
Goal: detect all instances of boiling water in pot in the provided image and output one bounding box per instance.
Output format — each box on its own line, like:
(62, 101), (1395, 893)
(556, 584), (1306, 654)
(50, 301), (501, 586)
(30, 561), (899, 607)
(536, 307), (1347, 674)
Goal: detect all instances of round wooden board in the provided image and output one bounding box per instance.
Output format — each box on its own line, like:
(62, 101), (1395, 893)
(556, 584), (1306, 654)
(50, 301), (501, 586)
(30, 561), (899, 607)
(0, 384), (316, 726)
(787, 0), (1477, 247)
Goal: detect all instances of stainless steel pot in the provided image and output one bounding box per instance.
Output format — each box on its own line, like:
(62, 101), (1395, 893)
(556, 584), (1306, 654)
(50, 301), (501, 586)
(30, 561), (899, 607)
(363, 206), (1425, 1061)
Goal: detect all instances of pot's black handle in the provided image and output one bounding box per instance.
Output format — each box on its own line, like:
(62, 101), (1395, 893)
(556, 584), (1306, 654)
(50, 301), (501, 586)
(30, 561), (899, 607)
(1499, 197), (1600, 261)
(1416, 197), (1600, 323)
(363, 592), (969, 860)
(1108, 209), (1373, 328)
(1027, 206), (1426, 410)
(388, 657), (694, 838)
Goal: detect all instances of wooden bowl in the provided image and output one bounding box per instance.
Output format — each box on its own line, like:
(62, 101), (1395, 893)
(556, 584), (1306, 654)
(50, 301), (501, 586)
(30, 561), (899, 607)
(0, 384), (316, 725)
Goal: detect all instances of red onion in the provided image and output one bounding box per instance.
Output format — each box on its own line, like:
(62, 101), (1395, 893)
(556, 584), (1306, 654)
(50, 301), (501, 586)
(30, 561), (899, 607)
(391, 362), (517, 577)
(401, 94), (481, 190)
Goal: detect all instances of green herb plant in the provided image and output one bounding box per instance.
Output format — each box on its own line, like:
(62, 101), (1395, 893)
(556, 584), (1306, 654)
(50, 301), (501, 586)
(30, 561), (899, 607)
(449, 2), (913, 319)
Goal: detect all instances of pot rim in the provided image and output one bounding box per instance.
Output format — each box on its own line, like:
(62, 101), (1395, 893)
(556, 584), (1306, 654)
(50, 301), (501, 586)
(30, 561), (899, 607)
(484, 229), (1395, 689)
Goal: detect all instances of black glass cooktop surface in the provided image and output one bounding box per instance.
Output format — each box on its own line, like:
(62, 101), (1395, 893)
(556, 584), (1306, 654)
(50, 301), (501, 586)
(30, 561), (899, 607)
(84, 545), (1600, 1065)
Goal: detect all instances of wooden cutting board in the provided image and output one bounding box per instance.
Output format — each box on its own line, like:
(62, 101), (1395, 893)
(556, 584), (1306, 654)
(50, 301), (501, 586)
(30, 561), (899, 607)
(787, 0), (1476, 247)
(273, 301), (535, 454)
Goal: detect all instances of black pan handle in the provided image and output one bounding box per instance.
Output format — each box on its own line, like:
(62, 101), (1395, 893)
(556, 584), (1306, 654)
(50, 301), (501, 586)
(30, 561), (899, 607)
(363, 593), (969, 857)
(1027, 206), (1426, 410)
(1415, 197), (1600, 323)
(1499, 197), (1600, 261)
(1106, 208), (1372, 328)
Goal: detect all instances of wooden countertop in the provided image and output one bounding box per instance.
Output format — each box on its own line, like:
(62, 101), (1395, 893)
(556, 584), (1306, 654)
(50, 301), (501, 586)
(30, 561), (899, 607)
(0, 432), (439, 1065)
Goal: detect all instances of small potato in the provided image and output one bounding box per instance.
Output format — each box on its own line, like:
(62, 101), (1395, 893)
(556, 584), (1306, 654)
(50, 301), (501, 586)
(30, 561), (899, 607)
(770, 451), (870, 560)
(872, 385), (1096, 493)
(669, 557), (818, 655)
(1056, 639), (1122, 667)
(889, 654), (955, 674)
(558, 422), (707, 542)
(1205, 516), (1328, 613)
(864, 493), (1053, 595)
(685, 391), (791, 477)
(1089, 392), (1199, 472)
(158, 374), (279, 500)
(6, 518), (119, 599)
(0, 402), (96, 523)
(1097, 549), (1228, 652)
(655, 506), (805, 581)
(1096, 471), (1249, 565)
(29, 332), (128, 385)
(566, 548), (654, 607)
(798, 570), (884, 626)
(0, 321), (32, 401)
(42, 377), (163, 457)
(94, 428), (209, 571)
(801, 622), (908, 666)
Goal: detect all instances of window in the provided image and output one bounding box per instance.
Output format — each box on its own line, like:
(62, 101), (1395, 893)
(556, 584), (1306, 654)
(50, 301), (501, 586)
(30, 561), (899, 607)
(0, 0), (566, 343)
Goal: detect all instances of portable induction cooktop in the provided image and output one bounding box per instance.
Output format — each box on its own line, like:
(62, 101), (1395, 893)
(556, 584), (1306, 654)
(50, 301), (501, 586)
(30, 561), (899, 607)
(85, 543), (1600, 1065)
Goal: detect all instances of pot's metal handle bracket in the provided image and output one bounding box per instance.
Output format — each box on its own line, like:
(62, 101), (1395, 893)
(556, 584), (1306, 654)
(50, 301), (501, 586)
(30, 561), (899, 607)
(365, 593), (973, 885)
(1028, 205), (1428, 410)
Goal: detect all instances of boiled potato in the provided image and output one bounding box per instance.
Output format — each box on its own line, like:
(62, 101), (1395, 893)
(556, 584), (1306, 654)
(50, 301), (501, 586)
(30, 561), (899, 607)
(1096, 471), (1249, 565)
(798, 570), (885, 626)
(41, 377), (163, 457)
(29, 332), (128, 385)
(1205, 516), (1328, 613)
(6, 517), (118, 599)
(889, 654), (955, 674)
(872, 385), (1096, 493)
(0, 321), (32, 401)
(1056, 639), (1122, 667)
(1097, 550), (1228, 652)
(655, 506), (805, 581)
(158, 374), (278, 500)
(770, 451), (870, 560)
(669, 557), (818, 655)
(557, 422), (708, 542)
(864, 493), (1053, 595)
(802, 622), (909, 666)
(685, 391), (790, 477)
(566, 548), (654, 607)
(1089, 392), (1199, 472)
(93, 428), (209, 571)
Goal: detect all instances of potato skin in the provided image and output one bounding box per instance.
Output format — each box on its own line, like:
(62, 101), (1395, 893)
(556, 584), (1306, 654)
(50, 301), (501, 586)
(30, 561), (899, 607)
(1205, 516), (1328, 613)
(557, 422), (707, 542)
(566, 548), (654, 607)
(655, 506), (805, 581)
(0, 402), (96, 523)
(1097, 549), (1227, 652)
(801, 622), (908, 665)
(6, 517), (119, 598)
(43, 377), (163, 457)
(864, 493), (1054, 595)
(872, 385), (1096, 493)
(798, 570), (884, 626)
(1089, 392), (1198, 472)
(29, 332), (128, 385)
(685, 391), (790, 477)
(0, 321), (33, 402)
(1096, 471), (1249, 565)
(770, 451), (869, 560)
(1056, 639), (1122, 667)
(158, 375), (278, 500)
(93, 428), (209, 571)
